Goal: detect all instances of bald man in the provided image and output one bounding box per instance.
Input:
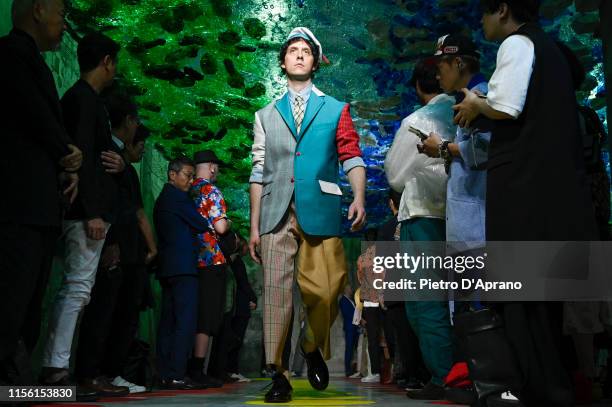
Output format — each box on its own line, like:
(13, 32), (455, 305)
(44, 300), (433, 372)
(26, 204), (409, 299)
(0, 0), (82, 385)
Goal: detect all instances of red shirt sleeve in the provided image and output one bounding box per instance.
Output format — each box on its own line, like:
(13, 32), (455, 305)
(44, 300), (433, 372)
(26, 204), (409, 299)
(336, 104), (362, 162)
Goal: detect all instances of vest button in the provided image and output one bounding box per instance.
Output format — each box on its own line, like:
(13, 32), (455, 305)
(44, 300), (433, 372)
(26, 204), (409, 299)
(296, 152), (301, 156)
(290, 177), (294, 183)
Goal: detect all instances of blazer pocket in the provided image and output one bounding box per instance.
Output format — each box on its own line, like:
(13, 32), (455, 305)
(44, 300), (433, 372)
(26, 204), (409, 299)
(318, 180), (342, 196)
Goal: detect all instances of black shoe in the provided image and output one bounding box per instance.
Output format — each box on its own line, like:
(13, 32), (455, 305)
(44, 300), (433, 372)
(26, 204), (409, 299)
(39, 367), (98, 402)
(404, 380), (424, 391)
(301, 347), (329, 391)
(406, 381), (445, 400)
(444, 386), (477, 405)
(198, 374), (223, 388)
(265, 373), (292, 403)
(160, 377), (206, 390)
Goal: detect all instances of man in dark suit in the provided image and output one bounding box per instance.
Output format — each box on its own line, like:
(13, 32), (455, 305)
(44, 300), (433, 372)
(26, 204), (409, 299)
(40, 33), (127, 396)
(154, 156), (210, 390)
(0, 0), (82, 385)
(74, 95), (150, 394)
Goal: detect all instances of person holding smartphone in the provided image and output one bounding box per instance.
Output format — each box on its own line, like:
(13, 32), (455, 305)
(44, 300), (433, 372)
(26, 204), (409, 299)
(384, 57), (455, 400)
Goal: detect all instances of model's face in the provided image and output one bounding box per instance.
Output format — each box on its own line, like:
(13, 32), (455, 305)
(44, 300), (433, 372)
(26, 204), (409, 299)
(282, 39), (316, 79)
(37, 0), (67, 51)
(169, 165), (194, 192)
(437, 59), (461, 93)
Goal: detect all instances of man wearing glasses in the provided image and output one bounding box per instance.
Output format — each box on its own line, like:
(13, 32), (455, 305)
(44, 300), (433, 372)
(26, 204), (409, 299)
(154, 157), (210, 390)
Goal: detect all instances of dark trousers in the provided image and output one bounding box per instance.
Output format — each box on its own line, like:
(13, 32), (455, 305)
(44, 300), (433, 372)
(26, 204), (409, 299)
(75, 264), (124, 379)
(363, 307), (382, 374)
(226, 314), (251, 373)
(0, 223), (58, 361)
(102, 264), (147, 378)
(501, 302), (573, 406)
(343, 326), (359, 376)
(386, 303), (427, 381)
(157, 275), (198, 381)
(208, 311), (232, 379)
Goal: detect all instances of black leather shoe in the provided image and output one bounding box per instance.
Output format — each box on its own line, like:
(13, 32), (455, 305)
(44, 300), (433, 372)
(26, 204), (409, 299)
(264, 373), (292, 403)
(406, 381), (445, 400)
(302, 347), (329, 391)
(39, 367), (98, 401)
(160, 377), (206, 390)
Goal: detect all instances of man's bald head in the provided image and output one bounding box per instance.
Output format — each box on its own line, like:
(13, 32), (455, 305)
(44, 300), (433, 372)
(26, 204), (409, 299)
(11, 0), (66, 51)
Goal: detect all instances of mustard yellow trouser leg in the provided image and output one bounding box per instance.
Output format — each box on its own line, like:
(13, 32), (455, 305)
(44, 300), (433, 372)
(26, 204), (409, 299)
(297, 234), (347, 360)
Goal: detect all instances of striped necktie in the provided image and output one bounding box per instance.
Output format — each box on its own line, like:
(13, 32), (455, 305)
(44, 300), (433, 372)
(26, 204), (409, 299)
(293, 95), (305, 133)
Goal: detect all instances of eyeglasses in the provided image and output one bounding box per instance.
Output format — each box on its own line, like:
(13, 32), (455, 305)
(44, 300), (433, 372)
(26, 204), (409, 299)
(179, 170), (194, 179)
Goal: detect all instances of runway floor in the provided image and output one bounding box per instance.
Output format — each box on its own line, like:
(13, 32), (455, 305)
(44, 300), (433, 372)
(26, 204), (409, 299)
(36, 377), (612, 406)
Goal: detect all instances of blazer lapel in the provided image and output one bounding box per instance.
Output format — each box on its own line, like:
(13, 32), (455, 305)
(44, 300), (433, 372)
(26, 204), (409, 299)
(274, 93), (297, 139)
(297, 94), (325, 142)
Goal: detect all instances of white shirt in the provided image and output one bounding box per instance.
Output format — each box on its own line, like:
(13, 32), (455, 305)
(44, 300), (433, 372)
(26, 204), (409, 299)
(385, 94), (456, 222)
(487, 35), (535, 119)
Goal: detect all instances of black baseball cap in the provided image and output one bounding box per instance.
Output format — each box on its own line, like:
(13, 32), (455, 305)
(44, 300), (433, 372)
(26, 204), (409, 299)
(194, 149), (224, 165)
(434, 34), (480, 59)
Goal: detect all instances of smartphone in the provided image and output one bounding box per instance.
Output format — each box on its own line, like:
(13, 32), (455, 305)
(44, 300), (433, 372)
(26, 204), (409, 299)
(408, 125), (428, 141)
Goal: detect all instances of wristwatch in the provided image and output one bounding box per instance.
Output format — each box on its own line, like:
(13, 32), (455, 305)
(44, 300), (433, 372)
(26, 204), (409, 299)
(439, 140), (452, 174)
(438, 140), (451, 160)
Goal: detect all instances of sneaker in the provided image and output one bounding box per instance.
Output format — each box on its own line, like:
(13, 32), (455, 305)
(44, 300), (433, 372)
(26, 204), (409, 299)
(348, 372), (361, 379)
(501, 392), (519, 401)
(229, 372), (251, 383)
(112, 376), (147, 393)
(361, 373), (380, 383)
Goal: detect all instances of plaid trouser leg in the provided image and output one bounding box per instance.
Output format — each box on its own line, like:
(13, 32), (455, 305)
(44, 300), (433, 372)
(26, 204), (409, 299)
(260, 209), (300, 367)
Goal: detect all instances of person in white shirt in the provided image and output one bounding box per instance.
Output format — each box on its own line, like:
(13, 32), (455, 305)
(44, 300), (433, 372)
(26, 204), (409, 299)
(453, 1), (593, 406)
(384, 58), (455, 400)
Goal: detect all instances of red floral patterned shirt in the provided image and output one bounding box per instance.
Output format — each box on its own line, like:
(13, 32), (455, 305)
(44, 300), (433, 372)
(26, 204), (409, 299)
(190, 178), (227, 267)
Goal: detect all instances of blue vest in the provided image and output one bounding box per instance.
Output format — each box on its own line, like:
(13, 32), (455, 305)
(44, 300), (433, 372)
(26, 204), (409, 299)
(257, 90), (347, 236)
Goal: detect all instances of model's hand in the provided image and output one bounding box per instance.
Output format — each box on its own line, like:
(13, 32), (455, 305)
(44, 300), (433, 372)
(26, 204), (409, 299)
(421, 132), (442, 157)
(86, 217), (106, 240)
(59, 144), (83, 172)
(453, 88), (480, 128)
(60, 172), (79, 204)
(348, 199), (366, 232)
(101, 150), (125, 173)
(249, 230), (262, 264)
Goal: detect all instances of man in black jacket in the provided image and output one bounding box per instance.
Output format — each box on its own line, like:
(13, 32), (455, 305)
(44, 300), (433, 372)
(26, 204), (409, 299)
(74, 95), (152, 395)
(453, 1), (596, 406)
(40, 33), (126, 395)
(0, 0), (82, 385)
